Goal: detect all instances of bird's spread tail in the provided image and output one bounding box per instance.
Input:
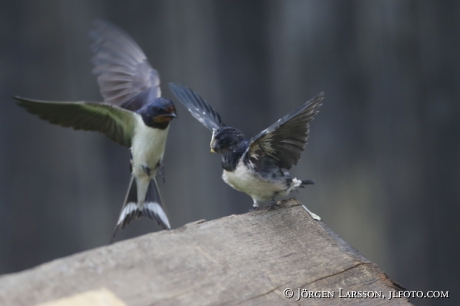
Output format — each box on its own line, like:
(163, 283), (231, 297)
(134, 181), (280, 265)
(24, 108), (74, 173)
(111, 177), (170, 242)
(301, 179), (315, 185)
(288, 178), (315, 193)
(291, 178), (315, 187)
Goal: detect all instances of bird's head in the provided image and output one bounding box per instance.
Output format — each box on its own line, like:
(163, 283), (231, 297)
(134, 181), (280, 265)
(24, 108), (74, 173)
(139, 97), (177, 129)
(210, 127), (246, 154)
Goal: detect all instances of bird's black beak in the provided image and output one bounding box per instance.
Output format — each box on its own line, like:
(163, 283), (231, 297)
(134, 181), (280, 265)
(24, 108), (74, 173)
(154, 112), (177, 124)
(162, 112), (178, 119)
(161, 112), (178, 119)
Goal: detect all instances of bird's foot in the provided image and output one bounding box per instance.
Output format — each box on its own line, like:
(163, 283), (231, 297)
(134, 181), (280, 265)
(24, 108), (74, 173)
(266, 199), (280, 211)
(141, 164), (152, 177)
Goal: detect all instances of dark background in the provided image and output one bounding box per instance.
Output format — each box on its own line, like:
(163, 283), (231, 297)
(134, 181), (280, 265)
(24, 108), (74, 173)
(1, 1), (458, 305)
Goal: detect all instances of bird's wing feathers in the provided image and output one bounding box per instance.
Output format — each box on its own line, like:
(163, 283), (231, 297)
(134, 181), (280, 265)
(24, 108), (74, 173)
(90, 20), (160, 111)
(168, 83), (224, 131)
(244, 92), (324, 169)
(14, 97), (137, 147)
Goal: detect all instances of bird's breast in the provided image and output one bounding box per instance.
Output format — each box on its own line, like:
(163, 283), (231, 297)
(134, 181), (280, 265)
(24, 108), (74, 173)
(222, 160), (286, 202)
(131, 118), (169, 178)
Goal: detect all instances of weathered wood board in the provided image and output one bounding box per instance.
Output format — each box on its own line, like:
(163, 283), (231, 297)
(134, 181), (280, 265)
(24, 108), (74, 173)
(0, 199), (410, 305)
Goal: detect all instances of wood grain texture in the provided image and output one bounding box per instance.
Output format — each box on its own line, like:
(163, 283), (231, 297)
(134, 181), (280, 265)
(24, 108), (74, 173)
(0, 199), (410, 305)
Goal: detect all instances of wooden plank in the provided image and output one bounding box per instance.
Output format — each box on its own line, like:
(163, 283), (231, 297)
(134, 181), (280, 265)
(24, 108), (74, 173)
(0, 199), (410, 305)
(37, 289), (126, 306)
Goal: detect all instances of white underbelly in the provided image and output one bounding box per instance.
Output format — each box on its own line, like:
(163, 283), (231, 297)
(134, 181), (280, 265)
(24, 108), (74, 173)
(222, 160), (286, 202)
(130, 122), (169, 179)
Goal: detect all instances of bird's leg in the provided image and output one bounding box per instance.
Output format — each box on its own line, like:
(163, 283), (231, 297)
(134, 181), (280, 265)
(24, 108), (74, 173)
(141, 164), (151, 177)
(266, 197), (280, 211)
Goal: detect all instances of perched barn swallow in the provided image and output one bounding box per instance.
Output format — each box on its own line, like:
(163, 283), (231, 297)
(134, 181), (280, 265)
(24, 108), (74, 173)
(169, 83), (323, 210)
(14, 21), (177, 241)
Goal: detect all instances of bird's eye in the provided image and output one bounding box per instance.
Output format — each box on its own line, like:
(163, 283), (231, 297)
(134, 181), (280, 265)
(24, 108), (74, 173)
(153, 107), (165, 114)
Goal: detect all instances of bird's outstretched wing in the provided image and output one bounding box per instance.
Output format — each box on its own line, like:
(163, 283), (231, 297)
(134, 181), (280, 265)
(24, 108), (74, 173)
(15, 97), (137, 147)
(90, 20), (161, 111)
(168, 83), (224, 131)
(243, 92), (324, 170)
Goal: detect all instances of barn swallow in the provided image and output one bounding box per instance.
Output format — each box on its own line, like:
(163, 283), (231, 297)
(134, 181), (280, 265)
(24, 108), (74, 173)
(169, 83), (323, 210)
(14, 21), (177, 242)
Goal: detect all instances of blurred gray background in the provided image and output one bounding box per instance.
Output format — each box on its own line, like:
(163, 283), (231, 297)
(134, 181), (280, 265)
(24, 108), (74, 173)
(1, 1), (458, 305)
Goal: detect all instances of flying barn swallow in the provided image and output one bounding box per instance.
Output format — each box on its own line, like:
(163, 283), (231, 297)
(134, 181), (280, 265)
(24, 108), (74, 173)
(169, 83), (323, 210)
(14, 21), (177, 241)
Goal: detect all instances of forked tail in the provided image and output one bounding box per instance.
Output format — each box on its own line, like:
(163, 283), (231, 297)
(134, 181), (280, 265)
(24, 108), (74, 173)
(111, 177), (170, 242)
(301, 179), (315, 185)
(291, 178), (315, 188)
